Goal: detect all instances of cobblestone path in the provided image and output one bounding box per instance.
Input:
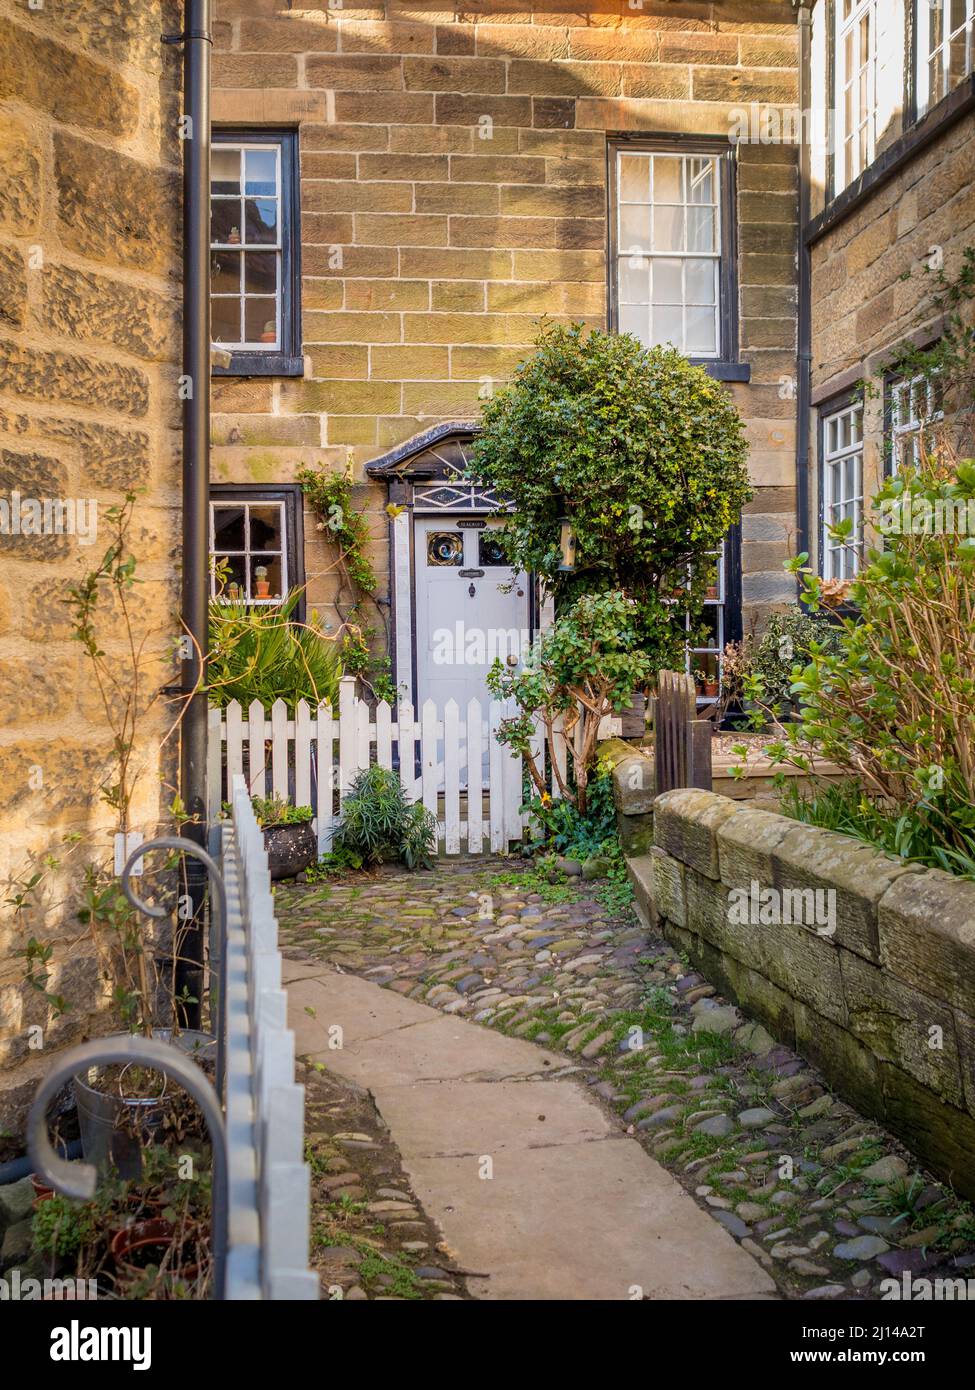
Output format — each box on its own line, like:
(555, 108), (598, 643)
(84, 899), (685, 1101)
(277, 859), (975, 1302)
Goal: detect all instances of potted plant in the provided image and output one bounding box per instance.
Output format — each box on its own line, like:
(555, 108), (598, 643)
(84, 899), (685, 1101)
(227, 225), (240, 244)
(260, 320), (276, 344)
(251, 796), (317, 880)
(253, 564), (270, 598)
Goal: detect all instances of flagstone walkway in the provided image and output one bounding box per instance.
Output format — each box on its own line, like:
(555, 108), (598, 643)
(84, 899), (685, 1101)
(277, 859), (975, 1301)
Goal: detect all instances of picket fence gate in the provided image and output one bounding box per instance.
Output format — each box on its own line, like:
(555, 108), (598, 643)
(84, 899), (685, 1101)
(207, 676), (594, 857)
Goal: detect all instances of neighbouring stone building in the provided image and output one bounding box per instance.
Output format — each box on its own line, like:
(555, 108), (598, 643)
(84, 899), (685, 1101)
(0, 0), (184, 1133)
(209, 0), (801, 716)
(804, 0), (975, 579)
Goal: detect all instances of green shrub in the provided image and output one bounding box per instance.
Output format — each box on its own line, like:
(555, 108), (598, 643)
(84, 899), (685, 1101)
(468, 322), (751, 667)
(488, 589), (653, 812)
(751, 606), (842, 710)
(250, 796), (313, 829)
(208, 589), (341, 713)
(333, 765), (437, 870)
(774, 453), (975, 876)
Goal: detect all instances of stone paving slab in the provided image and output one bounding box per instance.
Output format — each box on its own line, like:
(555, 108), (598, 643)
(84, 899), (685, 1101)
(289, 962), (777, 1301)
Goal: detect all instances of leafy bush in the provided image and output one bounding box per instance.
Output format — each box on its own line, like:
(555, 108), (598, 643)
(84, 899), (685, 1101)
(751, 606), (842, 710)
(488, 590), (653, 811)
(250, 796), (313, 829)
(780, 452), (975, 875)
(208, 589), (341, 712)
(468, 322), (751, 667)
(333, 765), (437, 870)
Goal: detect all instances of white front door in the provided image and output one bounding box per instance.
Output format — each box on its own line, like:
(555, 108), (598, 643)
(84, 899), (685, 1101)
(414, 517), (530, 712)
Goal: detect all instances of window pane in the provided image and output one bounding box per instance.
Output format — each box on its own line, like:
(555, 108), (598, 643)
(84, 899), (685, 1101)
(251, 554), (282, 598)
(245, 198), (278, 245)
(620, 204), (650, 252)
(686, 158), (715, 204)
(618, 256), (650, 303)
(618, 154), (650, 202)
(211, 199), (242, 245)
(244, 298), (278, 344)
(211, 147), (241, 195)
(245, 149), (277, 197)
(244, 251), (277, 295)
(211, 249), (240, 294)
(211, 296), (241, 344)
(685, 304), (717, 355)
(652, 304), (683, 349)
(651, 258), (682, 304)
(685, 258), (716, 304)
(652, 156), (682, 203)
(619, 302), (649, 342)
(652, 204), (684, 252)
(213, 506), (246, 550)
(217, 553), (247, 595)
(249, 506), (283, 551)
(687, 206), (716, 252)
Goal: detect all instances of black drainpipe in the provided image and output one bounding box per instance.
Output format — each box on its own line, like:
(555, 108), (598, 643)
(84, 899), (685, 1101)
(795, 0), (813, 575)
(175, 0), (212, 1027)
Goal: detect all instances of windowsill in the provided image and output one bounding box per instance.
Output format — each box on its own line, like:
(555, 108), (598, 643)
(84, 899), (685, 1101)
(806, 74), (975, 246)
(690, 360), (751, 382)
(212, 352), (305, 378)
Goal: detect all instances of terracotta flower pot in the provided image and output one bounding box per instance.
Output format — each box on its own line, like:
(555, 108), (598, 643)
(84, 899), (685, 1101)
(254, 580), (270, 598)
(111, 1219), (199, 1280)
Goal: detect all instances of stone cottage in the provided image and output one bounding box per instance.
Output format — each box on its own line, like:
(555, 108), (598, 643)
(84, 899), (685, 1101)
(208, 0), (802, 714)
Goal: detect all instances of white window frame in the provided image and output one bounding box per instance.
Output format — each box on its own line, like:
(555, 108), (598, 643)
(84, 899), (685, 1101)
(685, 547), (727, 705)
(917, 0), (975, 115)
(614, 148), (723, 359)
(210, 498), (288, 604)
(835, 0), (880, 193)
(889, 371), (944, 472)
(821, 401), (864, 580)
(210, 142), (283, 352)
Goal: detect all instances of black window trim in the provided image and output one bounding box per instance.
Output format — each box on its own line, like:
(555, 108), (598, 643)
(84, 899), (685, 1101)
(606, 133), (747, 381)
(211, 128), (303, 379)
(209, 483), (306, 622)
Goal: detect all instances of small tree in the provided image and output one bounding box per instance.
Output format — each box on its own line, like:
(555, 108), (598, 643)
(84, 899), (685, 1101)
(468, 323), (752, 669)
(487, 590), (653, 813)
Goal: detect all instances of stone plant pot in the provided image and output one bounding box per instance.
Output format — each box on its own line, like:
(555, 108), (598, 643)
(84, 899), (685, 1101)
(263, 820), (317, 881)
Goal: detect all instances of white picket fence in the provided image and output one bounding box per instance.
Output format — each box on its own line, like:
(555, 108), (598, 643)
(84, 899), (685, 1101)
(207, 676), (589, 856)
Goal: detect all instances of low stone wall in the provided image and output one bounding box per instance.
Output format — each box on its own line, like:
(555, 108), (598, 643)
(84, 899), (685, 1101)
(626, 789), (975, 1200)
(604, 737), (850, 860)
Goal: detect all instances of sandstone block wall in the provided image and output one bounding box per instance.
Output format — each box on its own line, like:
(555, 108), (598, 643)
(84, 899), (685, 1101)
(0, 0), (183, 1136)
(628, 788), (975, 1199)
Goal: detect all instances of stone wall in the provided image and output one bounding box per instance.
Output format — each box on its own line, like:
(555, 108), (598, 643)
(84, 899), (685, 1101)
(0, 0), (183, 1137)
(211, 0), (801, 630)
(626, 789), (975, 1199)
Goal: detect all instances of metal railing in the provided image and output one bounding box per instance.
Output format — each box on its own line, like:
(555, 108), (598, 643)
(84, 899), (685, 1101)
(26, 776), (316, 1300)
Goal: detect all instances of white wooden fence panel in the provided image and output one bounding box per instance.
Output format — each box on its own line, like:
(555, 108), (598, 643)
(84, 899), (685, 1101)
(294, 700), (312, 810)
(271, 700), (288, 801)
(210, 675), (598, 858)
(443, 699), (461, 856)
(466, 697), (483, 856)
(248, 700), (267, 800)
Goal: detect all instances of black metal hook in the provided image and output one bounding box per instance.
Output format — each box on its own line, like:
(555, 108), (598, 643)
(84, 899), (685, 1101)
(120, 836), (227, 1098)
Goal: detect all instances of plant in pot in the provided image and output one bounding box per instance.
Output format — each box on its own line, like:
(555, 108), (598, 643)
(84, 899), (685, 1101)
(250, 796), (317, 880)
(259, 320), (276, 345)
(253, 563), (271, 599)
